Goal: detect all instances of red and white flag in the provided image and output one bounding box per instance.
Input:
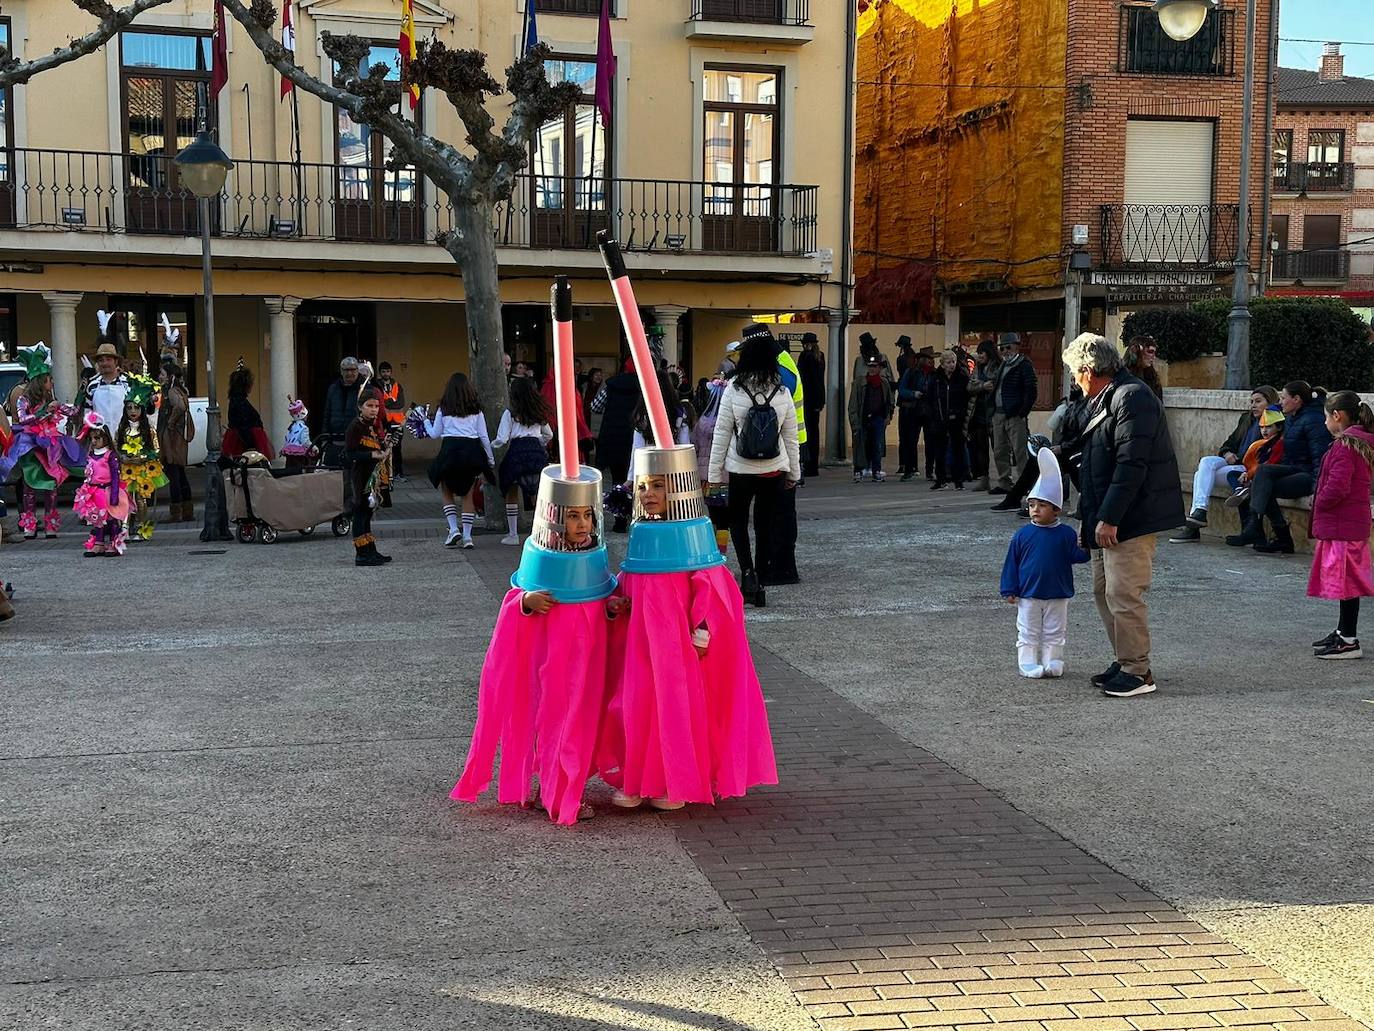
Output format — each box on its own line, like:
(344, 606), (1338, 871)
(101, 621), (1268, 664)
(280, 1), (296, 99)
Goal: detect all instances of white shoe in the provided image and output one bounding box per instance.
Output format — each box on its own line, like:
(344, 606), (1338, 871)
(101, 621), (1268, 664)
(610, 790), (643, 809)
(444, 530), (461, 548)
(1019, 664), (1045, 679)
(1018, 646), (1044, 679)
(874, 471), (887, 483)
(648, 797), (685, 811)
(853, 472), (862, 483)
(461, 539), (474, 550)
(500, 533), (520, 546)
(1042, 645), (1065, 678)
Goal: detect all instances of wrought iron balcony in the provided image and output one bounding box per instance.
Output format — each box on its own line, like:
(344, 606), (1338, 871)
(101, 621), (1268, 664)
(1118, 4), (1235, 77)
(1099, 203), (1244, 268)
(534, 0), (614, 15)
(1272, 161), (1355, 194)
(0, 148), (819, 258)
(1271, 248), (1350, 282)
(689, 0), (811, 27)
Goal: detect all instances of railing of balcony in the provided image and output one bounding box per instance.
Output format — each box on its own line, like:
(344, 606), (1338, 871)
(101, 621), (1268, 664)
(689, 0), (811, 27)
(534, 0), (613, 15)
(0, 148), (819, 258)
(1272, 161), (1355, 194)
(1118, 5), (1236, 77)
(1271, 248), (1350, 281)
(1099, 204), (1245, 268)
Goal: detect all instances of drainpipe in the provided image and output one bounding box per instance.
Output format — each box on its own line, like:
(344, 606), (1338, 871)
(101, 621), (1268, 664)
(831, 0), (858, 464)
(1256, 0), (1279, 296)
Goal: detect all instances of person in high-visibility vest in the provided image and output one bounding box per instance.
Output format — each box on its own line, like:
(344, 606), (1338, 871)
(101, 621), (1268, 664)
(377, 362), (408, 478)
(741, 322), (804, 586)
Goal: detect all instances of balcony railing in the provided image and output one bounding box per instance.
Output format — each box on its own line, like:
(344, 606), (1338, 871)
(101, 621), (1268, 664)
(1099, 204), (1244, 268)
(1272, 161), (1355, 194)
(1271, 248), (1350, 281)
(689, 0), (811, 26)
(0, 148), (818, 258)
(534, 0), (613, 15)
(1119, 4), (1235, 77)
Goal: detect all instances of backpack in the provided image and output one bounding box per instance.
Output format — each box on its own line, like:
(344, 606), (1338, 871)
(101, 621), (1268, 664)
(736, 385), (782, 460)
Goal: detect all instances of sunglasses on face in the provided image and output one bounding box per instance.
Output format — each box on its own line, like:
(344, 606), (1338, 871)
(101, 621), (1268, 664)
(998, 345), (1014, 351)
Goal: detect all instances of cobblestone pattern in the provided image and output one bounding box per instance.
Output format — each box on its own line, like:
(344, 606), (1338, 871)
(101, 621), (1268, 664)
(460, 544), (1361, 1031)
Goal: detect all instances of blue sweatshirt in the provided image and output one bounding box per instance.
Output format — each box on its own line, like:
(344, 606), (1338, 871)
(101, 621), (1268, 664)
(1000, 521), (1090, 600)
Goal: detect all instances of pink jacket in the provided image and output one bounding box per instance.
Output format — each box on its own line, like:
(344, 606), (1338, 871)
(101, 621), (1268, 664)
(1310, 425), (1374, 542)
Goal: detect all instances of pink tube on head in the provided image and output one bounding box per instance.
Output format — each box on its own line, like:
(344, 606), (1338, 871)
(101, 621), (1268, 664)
(551, 278), (580, 479)
(598, 233), (673, 448)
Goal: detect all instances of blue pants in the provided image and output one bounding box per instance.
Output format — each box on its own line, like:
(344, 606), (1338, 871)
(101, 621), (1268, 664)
(864, 415), (886, 475)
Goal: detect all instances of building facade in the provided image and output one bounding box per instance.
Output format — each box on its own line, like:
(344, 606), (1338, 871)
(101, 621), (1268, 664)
(1269, 44), (1374, 315)
(0, 0), (846, 446)
(856, 0), (1273, 387)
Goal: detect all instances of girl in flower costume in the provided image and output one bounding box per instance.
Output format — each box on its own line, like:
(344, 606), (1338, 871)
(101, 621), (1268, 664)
(72, 414), (131, 556)
(281, 396), (316, 470)
(116, 374), (167, 541)
(0, 344), (83, 538)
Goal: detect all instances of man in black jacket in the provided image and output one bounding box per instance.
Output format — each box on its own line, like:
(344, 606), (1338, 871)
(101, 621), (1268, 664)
(1066, 333), (1182, 698)
(323, 357), (362, 438)
(797, 332), (826, 477)
(990, 332), (1037, 492)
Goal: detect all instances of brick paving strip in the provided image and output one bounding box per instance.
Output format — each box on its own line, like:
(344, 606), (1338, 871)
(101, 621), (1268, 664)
(461, 546), (1364, 1031)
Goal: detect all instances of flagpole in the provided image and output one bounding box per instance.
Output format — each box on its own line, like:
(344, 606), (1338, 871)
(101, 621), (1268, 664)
(291, 78), (304, 235)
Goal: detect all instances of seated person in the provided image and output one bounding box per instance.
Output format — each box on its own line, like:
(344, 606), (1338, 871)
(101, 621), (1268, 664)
(1169, 386), (1278, 543)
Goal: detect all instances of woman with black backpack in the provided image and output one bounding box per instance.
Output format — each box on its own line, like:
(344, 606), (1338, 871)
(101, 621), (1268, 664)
(705, 336), (801, 608)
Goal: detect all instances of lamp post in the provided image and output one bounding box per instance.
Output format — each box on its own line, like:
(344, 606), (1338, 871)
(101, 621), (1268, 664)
(174, 131), (234, 542)
(1153, 0), (1256, 389)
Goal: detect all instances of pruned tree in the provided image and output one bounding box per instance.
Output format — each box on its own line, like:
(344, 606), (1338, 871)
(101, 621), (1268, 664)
(223, 0), (581, 453)
(0, 0), (177, 87)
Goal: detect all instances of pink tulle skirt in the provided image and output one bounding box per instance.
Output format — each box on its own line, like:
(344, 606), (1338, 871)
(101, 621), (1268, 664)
(1307, 539), (1374, 600)
(451, 589), (610, 826)
(599, 567), (777, 805)
(73, 481), (130, 524)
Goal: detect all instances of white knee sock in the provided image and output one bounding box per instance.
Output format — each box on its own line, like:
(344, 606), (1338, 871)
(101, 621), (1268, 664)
(1018, 645), (1044, 679)
(461, 512), (475, 542)
(505, 504), (518, 537)
(443, 504), (459, 534)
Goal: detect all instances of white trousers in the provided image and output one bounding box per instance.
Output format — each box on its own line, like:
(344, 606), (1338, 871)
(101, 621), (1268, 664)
(1190, 455), (1244, 511)
(1017, 597), (1069, 649)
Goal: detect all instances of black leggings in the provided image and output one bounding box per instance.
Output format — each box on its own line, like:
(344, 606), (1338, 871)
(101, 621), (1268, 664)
(1248, 464), (1313, 529)
(165, 464), (191, 504)
(728, 473), (783, 573)
(927, 421), (969, 485)
(1340, 598), (1361, 638)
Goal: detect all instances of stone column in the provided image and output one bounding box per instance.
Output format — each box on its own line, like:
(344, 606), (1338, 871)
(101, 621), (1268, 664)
(264, 296), (302, 452)
(652, 305), (688, 368)
(826, 309), (846, 464)
(42, 292), (83, 404)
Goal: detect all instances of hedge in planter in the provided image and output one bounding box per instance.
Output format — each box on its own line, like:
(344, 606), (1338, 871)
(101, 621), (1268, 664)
(1247, 297), (1374, 392)
(1121, 307), (1216, 363)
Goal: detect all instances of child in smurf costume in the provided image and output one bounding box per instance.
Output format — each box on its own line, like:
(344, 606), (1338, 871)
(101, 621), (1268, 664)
(1000, 446), (1090, 678)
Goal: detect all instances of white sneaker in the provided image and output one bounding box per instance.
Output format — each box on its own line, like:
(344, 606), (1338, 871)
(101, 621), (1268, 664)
(1042, 645), (1065, 678)
(500, 534), (520, 546)
(444, 530), (461, 548)
(852, 472), (862, 483)
(610, 790), (643, 809)
(461, 539), (474, 550)
(1018, 646), (1044, 679)
(874, 471), (887, 483)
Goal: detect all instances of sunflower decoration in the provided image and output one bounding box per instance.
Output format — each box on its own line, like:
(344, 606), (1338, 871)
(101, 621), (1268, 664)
(125, 373), (160, 412)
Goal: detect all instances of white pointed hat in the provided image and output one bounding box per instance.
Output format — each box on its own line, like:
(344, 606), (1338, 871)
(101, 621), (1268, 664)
(1028, 447), (1063, 510)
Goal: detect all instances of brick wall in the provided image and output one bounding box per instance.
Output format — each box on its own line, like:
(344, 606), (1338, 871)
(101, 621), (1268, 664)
(1063, 0), (1273, 271)
(1271, 108), (1374, 294)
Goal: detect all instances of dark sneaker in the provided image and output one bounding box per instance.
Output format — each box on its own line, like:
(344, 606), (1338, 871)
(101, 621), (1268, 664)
(1225, 488), (1251, 509)
(1102, 670), (1158, 697)
(1090, 662), (1122, 688)
(990, 497), (1020, 511)
(1313, 629), (1341, 650)
(900, 472), (914, 482)
(930, 481), (946, 491)
(989, 486), (1009, 495)
(1185, 507), (1208, 528)
(1254, 533), (1295, 555)
(1169, 526), (1201, 543)
(1315, 637), (1362, 660)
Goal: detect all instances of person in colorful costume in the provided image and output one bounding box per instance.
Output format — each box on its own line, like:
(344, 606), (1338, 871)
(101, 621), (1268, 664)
(594, 233), (777, 812)
(72, 414), (131, 556)
(281, 396), (316, 470)
(452, 278), (625, 825)
(0, 344), (83, 539)
(116, 374), (168, 541)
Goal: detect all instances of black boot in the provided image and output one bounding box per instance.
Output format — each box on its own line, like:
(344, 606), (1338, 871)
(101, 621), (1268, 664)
(1225, 515), (1266, 548)
(741, 568), (765, 608)
(1254, 523), (1295, 554)
(355, 537), (387, 566)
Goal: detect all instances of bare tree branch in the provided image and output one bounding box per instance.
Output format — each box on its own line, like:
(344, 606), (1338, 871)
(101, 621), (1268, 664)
(0, 0), (178, 88)
(495, 46), (583, 195)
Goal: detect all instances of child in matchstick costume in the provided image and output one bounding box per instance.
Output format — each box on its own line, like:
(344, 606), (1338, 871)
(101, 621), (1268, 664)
(594, 233), (777, 810)
(0, 344), (83, 539)
(116, 374), (168, 542)
(452, 278), (625, 825)
(1000, 447), (1090, 678)
(72, 414), (131, 556)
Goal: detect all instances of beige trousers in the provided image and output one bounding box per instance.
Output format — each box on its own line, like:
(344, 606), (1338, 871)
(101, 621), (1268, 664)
(1091, 534), (1158, 677)
(991, 412), (1029, 490)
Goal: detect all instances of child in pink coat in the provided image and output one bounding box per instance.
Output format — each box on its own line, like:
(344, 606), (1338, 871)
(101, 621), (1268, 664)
(1307, 390), (1374, 660)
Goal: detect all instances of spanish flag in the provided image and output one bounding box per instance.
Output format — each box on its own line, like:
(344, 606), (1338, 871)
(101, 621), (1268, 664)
(399, 0), (419, 111)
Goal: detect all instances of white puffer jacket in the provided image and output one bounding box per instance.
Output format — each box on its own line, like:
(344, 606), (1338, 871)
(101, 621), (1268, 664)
(706, 377), (801, 483)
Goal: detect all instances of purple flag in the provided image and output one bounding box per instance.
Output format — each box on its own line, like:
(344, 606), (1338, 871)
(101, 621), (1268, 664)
(594, 0), (616, 126)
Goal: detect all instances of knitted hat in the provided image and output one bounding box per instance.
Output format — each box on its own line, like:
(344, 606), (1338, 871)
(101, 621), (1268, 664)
(17, 342), (52, 380)
(1027, 447), (1063, 510)
(1260, 405), (1285, 428)
(288, 397), (308, 420)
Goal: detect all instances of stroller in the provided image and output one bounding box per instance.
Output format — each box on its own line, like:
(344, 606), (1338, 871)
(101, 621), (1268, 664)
(225, 442), (349, 544)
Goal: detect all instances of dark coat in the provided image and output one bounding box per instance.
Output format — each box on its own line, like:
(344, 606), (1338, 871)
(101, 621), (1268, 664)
(1218, 409), (1260, 459)
(595, 371), (642, 476)
(1078, 369), (1184, 548)
(323, 378), (358, 437)
(923, 368), (969, 425)
(1279, 399), (1334, 482)
(798, 349), (826, 411)
(993, 354), (1037, 418)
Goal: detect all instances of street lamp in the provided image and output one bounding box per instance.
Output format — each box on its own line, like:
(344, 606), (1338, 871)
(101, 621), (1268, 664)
(1151, 0), (1218, 42)
(174, 130), (234, 542)
(1155, 0), (1255, 389)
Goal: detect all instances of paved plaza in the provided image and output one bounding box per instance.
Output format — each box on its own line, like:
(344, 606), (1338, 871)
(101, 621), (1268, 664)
(2, 476), (1371, 1031)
